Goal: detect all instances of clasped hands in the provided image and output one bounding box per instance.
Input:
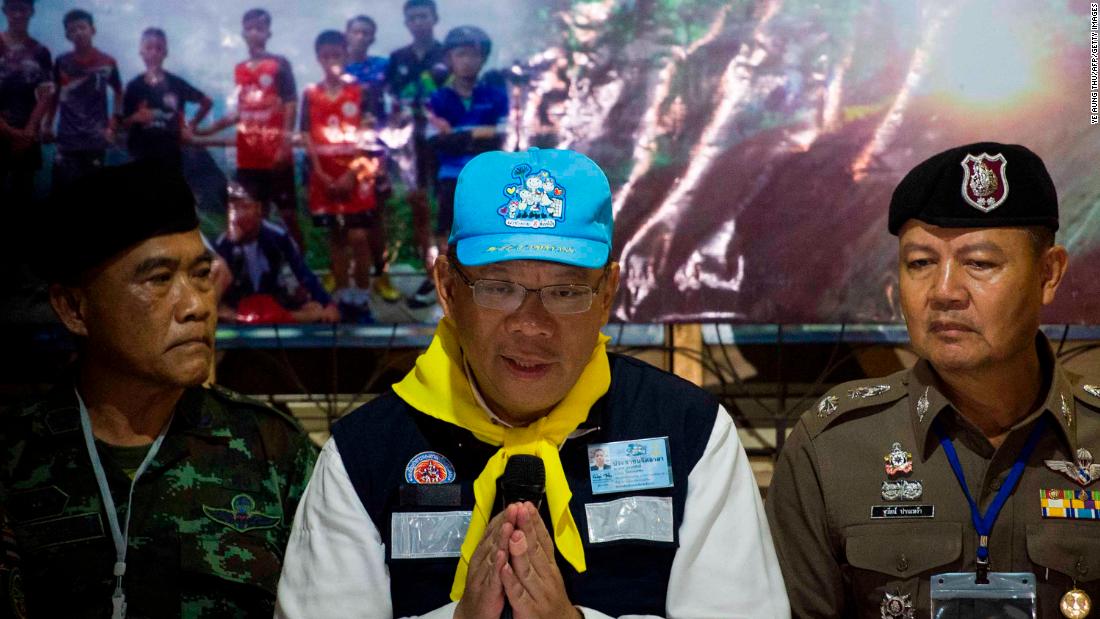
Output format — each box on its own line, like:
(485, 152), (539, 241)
(454, 502), (582, 619)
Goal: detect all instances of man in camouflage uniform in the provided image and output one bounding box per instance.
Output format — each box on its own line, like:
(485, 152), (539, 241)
(0, 161), (317, 617)
(766, 143), (1100, 618)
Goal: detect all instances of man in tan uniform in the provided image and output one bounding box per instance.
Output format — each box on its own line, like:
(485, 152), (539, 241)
(767, 142), (1100, 619)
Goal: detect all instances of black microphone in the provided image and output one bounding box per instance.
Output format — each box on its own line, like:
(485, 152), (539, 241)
(496, 454), (546, 513)
(496, 455), (545, 619)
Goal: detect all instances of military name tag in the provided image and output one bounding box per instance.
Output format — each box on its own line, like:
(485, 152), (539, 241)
(871, 504), (935, 519)
(588, 437), (673, 495)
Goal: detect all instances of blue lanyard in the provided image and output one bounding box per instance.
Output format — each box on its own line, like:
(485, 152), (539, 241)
(933, 415), (1047, 580)
(75, 389), (172, 619)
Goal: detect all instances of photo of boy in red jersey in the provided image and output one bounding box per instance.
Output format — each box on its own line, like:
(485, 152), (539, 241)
(302, 30), (383, 319)
(198, 8), (301, 249)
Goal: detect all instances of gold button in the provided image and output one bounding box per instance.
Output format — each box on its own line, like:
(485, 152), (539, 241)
(1077, 557), (1090, 576)
(897, 554), (910, 572)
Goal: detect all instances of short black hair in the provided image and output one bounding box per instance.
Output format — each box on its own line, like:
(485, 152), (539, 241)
(63, 9), (93, 29)
(3, 0), (35, 8)
(141, 27), (167, 42)
(403, 0), (437, 16)
(242, 8), (271, 26)
(314, 30), (347, 53)
(346, 14), (376, 31)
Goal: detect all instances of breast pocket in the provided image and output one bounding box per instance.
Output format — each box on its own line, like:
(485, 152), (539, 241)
(844, 522), (963, 619)
(1027, 522), (1100, 606)
(178, 485), (286, 605)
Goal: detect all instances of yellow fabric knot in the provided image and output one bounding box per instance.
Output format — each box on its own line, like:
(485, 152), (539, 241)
(392, 318), (610, 601)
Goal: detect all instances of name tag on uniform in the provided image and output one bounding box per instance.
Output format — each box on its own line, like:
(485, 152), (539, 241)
(870, 504), (935, 519)
(390, 510), (471, 559)
(587, 437), (673, 495)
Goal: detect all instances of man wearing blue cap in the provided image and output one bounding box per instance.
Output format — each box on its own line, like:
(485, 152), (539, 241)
(767, 142), (1100, 618)
(276, 148), (788, 618)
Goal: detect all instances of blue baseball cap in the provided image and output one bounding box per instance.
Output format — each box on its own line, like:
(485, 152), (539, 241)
(449, 148), (613, 269)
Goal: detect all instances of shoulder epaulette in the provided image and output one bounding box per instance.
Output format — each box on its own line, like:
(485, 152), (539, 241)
(803, 370), (908, 438)
(207, 384), (304, 432)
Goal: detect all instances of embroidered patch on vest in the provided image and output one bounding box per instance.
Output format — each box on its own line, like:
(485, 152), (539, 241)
(404, 451), (456, 485)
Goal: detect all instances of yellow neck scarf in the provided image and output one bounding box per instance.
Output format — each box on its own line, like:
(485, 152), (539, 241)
(393, 318), (610, 600)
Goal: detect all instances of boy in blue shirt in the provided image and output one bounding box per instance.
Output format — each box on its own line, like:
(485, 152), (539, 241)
(413, 25), (506, 307)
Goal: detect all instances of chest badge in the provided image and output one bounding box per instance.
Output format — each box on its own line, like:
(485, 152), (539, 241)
(203, 494), (280, 533)
(1046, 449), (1100, 487)
(881, 479), (923, 501)
(884, 442), (914, 477)
(405, 451), (456, 485)
(880, 590), (915, 618)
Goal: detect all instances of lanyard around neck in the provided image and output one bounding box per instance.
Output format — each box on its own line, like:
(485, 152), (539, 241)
(933, 415), (1047, 582)
(75, 388), (173, 619)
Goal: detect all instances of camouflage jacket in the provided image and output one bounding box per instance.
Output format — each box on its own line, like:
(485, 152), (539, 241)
(0, 384), (318, 618)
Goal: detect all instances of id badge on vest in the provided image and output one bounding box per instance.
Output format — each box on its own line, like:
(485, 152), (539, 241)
(586, 437), (672, 495)
(929, 572), (1036, 618)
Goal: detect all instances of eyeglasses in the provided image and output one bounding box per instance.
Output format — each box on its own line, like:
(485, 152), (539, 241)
(450, 262), (608, 315)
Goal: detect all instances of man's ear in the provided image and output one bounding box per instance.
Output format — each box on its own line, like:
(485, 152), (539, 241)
(48, 283), (90, 337)
(1040, 245), (1069, 306)
(433, 255), (457, 319)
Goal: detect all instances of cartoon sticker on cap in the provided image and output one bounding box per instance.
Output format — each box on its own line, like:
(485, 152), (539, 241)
(960, 152), (1009, 212)
(405, 451), (456, 485)
(499, 164), (565, 228)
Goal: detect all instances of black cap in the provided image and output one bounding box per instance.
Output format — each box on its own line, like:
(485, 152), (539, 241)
(33, 161), (199, 283)
(888, 142), (1058, 235)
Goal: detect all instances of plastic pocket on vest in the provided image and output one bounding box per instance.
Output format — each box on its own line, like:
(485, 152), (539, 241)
(390, 510), (472, 559)
(584, 496), (674, 544)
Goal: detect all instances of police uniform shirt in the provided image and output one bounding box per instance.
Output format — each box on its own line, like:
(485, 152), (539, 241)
(275, 359), (789, 618)
(766, 334), (1100, 618)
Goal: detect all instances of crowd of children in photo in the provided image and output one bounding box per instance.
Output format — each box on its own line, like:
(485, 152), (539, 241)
(0, 0), (509, 323)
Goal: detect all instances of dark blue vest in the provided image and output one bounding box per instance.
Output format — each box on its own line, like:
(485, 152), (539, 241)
(333, 353), (718, 616)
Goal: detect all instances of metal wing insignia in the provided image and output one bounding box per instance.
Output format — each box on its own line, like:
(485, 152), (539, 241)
(1045, 459), (1083, 484)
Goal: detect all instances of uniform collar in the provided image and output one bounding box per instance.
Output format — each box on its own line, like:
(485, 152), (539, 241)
(909, 332), (1076, 459)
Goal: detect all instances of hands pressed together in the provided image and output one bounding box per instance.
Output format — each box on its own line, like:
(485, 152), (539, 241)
(455, 502), (582, 619)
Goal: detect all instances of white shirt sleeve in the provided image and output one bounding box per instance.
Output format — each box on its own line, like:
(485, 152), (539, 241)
(575, 405), (790, 619)
(275, 438), (458, 619)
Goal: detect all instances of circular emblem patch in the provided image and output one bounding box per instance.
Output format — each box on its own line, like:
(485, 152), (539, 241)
(405, 451), (456, 485)
(342, 101), (359, 118)
(259, 73), (274, 88)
